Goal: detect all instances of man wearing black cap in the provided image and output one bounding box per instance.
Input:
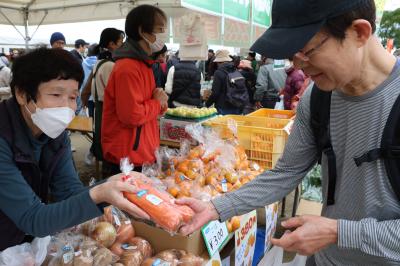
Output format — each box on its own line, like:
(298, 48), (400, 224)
(71, 39), (89, 63)
(177, 1), (400, 265)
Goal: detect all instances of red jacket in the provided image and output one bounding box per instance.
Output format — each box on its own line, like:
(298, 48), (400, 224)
(101, 58), (161, 166)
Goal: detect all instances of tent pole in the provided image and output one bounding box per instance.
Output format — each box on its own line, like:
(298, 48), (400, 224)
(30, 10), (48, 40)
(23, 8), (30, 50)
(0, 9), (26, 41)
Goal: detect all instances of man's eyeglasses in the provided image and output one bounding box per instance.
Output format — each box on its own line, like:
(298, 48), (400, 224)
(294, 36), (329, 67)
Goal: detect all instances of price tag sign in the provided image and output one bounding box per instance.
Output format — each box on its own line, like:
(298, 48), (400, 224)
(235, 210), (257, 266)
(201, 220), (229, 257)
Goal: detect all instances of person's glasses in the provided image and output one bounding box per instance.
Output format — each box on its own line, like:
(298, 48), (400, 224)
(294, 36), (329, 67)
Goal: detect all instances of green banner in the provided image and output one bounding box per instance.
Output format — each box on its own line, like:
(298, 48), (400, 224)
(181, 0), (222, 15)
(224, 0), (250, 22)
(252, 0), (272, 27)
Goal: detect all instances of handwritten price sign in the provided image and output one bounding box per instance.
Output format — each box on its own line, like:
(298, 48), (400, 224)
(202, 220), (229, 257)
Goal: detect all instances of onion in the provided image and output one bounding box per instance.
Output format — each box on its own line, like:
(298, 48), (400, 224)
(179, 253), (203, 266)
(119, 249), (144, 266)
(93, 248), (114, 266)
(116, 223), (135, 244)
(155, 249), (186, 263)
(90, 222), (117, 248)
(109, 242), (124, 256)
(141, 258), (171, 266)
(127, 237), (153, 259)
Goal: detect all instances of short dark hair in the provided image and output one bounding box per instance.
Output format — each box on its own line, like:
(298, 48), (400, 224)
(87, 43), (99, 57)
(323, 0), (376, 40)
(99, 28), (125, 48)
(208, 49), (214, 54)
(96, 28), (125, 60)
(10, 48), (83, 102)
(125, 5), (167, 41)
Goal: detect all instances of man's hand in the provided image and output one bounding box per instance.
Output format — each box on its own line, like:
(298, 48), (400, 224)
(176, 198), (220, 236)
(255, 101), (263, 109)
(271, 215), (338, 256)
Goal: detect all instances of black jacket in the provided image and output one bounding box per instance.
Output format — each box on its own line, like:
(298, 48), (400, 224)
(206, 62), (238, 109)
(70, 49), (84, 63)
(239, 68), (257, 104)
(169, 61), (202, 107)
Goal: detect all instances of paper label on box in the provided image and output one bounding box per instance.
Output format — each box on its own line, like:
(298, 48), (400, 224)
(201, 220), (229, 257)
(264, 203), (279, 253)
(235, 210), (257, 266)
(146, 194), (163, 206)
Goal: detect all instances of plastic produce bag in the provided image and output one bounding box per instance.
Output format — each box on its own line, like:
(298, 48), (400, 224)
(0, 236), (50, 266)
(259, 246), (306, 266)
(120, 157), (195, 233)
(301, 165), (322, 202)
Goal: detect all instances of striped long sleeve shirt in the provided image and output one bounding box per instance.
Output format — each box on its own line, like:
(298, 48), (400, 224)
(212, 61), (400, 265)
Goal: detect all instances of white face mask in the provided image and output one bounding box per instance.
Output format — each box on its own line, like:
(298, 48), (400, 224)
(143, 32), (166, 53)
(26, 103), (75, 139)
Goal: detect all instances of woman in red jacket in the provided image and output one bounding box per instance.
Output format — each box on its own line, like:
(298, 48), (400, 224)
(101, 5), (168, 176)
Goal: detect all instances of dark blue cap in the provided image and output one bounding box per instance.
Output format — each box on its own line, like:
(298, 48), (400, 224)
(50, 32), (66, 45)
(250, 0), (369, 59)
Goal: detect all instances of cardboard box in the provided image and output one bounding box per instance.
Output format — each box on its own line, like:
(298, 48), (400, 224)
(159, 116), (212, 145)
(296, 199), (322, 216)
(132, 221), (206, 256)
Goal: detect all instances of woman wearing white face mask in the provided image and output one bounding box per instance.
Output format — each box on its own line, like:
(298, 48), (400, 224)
(0, 48), (149, 251)
(101, 5), (169, 177)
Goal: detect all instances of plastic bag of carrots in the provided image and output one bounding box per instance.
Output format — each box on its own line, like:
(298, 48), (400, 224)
(120, 158), (194, 233)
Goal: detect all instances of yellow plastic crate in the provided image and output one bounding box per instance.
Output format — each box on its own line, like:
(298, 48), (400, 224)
(204, 115), (290, 170)
(247, 108), (295, 119)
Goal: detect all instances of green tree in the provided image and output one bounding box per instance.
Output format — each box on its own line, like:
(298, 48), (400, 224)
(379, 8), (400, 47)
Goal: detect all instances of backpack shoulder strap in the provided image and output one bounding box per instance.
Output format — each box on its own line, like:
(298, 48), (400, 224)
(310, 85), (332, 155)
(353, 93), (400, 200)
(310, 85), (337, 205)
(93, 59), (111, 102)
(382, 93), (400, 201)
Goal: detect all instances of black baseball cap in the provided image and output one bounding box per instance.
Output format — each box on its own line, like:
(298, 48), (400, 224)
(75, 39), (89, 47)
(250, 0), (369, 59)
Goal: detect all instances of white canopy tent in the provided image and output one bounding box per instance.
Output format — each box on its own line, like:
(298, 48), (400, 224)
(0, 0), (187, 48)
